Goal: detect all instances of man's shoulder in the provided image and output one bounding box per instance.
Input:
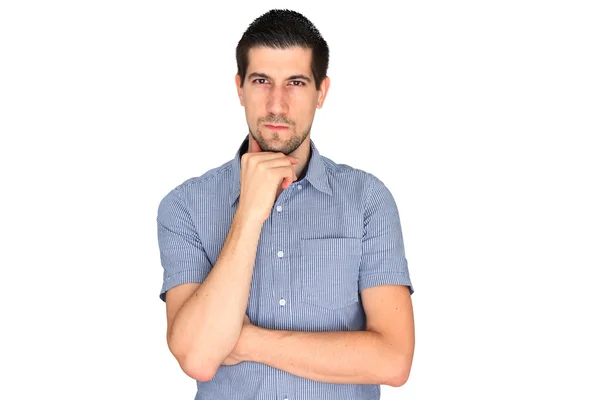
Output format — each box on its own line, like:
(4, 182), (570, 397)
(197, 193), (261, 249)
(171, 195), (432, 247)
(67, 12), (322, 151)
(320, 154), (379, 184)
(320, 155), (397, 208)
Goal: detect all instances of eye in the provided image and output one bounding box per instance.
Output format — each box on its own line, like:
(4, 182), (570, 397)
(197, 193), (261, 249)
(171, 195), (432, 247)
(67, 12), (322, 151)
(290, 81), (305, 87)
(253, 78), (268, 84)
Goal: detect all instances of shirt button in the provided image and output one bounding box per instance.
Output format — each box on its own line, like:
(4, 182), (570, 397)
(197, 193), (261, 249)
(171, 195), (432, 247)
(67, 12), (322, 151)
(277, 250), (284, 258)
(297, 185), (302, 190)
(279, 298), (287, 306)
(276, 205), (282, 212)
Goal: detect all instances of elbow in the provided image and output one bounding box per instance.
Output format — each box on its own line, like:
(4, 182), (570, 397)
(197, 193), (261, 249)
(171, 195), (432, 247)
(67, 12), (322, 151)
(168, 340), (219, 382)
(383, 354), (412, 387)
(386, 370), (410, 388)
(180, 358), (218, 382)
(176, 352), (219, 382)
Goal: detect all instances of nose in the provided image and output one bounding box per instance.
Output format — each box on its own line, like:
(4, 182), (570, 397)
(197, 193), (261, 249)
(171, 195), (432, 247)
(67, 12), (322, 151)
(266, 85), (289, 115)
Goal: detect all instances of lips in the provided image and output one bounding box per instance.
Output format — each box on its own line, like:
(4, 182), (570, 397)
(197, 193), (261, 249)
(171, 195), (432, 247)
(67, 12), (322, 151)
(265, 124), (289, 130)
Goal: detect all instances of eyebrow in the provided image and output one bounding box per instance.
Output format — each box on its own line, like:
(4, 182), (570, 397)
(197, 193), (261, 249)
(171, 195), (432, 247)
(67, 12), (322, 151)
(247, 72), (312, 83)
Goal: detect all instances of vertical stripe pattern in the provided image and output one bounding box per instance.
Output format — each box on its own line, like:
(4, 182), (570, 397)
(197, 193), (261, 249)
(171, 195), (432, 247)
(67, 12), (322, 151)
(156, 134), (414, 400)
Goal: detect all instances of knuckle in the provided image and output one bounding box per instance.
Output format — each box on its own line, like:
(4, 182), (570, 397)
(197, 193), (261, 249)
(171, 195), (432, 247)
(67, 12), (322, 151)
(241, 153), (252, 166)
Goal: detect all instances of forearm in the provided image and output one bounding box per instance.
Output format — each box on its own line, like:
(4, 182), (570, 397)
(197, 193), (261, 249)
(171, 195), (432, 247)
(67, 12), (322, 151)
(169, 212), (263, 375)
(244, 328), (399, 386)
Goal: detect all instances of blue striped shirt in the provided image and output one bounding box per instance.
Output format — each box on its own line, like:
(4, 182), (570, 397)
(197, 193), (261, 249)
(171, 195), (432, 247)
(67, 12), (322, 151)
(157, 134), (414, 400)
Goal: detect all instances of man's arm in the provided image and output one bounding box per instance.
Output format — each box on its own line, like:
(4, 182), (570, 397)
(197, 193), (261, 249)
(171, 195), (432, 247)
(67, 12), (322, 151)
(164, 210), (263, 382)
(161, 145), (299, 382)
(238, 285), (414, 387)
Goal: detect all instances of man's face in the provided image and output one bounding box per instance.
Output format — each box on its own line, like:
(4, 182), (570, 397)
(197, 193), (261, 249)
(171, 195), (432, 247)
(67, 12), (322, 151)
(236, 46), (329, 155)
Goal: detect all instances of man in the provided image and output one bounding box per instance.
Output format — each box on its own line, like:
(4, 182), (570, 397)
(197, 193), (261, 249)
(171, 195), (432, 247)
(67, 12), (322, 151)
(156, 8), (415, 400)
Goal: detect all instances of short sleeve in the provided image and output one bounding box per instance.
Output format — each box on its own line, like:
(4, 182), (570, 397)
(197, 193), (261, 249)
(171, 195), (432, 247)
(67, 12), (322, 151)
(157, 189), (213, 302)
(359, 176), (414, 295)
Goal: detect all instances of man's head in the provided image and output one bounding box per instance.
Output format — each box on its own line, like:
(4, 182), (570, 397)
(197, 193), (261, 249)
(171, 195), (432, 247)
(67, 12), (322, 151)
(235, 9), (330, 155)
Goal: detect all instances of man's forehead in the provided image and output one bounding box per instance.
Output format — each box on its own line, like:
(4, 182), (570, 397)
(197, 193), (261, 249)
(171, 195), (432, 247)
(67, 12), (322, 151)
(247, 46), (313, 77)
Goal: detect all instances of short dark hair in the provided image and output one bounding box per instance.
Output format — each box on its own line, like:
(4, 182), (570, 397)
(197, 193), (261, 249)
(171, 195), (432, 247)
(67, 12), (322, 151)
(236, 9), (329, 90)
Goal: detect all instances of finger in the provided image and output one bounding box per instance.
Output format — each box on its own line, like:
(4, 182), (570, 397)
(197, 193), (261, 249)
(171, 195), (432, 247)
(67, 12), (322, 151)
(252, 154), (298, 164)
(282, 174), (297, 189)
(257, 157), (299, 170)
(277, 168), (297, 189)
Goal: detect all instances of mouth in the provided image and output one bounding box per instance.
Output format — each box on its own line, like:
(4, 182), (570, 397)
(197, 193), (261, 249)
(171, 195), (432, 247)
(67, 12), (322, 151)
(264, 124), (289, 130)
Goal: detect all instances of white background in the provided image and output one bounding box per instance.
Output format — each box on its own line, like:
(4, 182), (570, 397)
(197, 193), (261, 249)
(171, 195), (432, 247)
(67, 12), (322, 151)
(1, 1), (598, 399)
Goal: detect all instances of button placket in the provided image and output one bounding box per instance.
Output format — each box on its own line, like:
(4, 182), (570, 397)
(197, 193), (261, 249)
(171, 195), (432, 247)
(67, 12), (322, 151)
(277, 249), (286, 307)
(272, 194), (292, 314)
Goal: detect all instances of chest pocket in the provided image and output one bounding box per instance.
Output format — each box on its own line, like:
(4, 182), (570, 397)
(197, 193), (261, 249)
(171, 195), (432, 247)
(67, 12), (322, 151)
(300, 237), (362, 310)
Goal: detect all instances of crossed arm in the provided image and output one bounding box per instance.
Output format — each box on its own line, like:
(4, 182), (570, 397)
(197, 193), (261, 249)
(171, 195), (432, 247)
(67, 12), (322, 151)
(226, 284), (414, 387)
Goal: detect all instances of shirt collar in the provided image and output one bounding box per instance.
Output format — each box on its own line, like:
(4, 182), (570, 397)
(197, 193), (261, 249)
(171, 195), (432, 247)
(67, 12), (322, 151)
(229, 134), (332, 206)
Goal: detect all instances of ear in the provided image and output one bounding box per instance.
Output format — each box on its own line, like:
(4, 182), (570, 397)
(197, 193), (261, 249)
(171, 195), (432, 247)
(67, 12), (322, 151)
(316, 76), (330, 109)
(235, 74), (245, 107)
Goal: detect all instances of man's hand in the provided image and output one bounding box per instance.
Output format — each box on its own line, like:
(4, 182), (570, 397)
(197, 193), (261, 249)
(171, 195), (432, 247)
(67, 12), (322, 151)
(221, 315), (254, 366)
(237, 136), (299, 224)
